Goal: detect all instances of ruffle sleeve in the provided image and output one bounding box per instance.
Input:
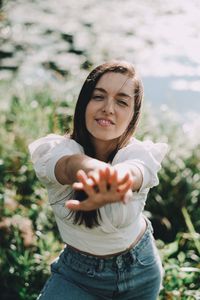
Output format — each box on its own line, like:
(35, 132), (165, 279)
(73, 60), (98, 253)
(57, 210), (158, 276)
(28, 134), (83, 186)
(112, 138), (168, 191)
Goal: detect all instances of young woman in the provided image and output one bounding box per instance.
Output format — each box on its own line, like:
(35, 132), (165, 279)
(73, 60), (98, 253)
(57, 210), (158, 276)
(29, 60), (168, 300)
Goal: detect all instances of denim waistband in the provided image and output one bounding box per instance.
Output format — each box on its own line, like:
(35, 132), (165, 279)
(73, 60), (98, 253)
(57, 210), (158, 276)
(62, 217), (154, 271)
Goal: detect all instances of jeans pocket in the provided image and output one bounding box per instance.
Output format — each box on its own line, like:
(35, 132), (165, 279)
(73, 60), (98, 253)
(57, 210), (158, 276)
(64, 253), (96, 278)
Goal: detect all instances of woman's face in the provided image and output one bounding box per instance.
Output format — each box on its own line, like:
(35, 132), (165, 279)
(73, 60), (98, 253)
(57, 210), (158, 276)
(85, 72), (135, 147)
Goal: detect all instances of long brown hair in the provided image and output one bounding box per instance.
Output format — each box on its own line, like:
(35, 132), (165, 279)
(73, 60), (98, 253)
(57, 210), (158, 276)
(69, 60), (144, 228)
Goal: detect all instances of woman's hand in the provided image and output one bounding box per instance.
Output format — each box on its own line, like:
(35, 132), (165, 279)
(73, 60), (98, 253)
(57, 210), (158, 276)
(65, 167), (133, 211)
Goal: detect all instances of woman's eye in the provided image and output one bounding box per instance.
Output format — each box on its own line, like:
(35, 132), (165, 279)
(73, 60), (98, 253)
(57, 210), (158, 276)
(117, 99), (128, 106)
(92, 95), (104, 100)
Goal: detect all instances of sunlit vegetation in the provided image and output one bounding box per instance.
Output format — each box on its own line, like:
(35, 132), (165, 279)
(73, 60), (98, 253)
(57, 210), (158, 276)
(0, 89), (199, 299)
(1, 0), (200, 298)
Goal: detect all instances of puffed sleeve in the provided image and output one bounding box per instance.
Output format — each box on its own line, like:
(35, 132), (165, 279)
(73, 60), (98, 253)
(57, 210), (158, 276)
(28, 134), (83, 185)
(112, 138), (168, 191)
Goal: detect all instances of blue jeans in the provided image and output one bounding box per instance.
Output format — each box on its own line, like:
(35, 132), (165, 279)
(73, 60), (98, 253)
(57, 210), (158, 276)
(37, 219), (163, 300)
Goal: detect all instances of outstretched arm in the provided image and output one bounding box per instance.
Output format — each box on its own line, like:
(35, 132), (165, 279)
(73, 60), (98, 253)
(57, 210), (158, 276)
(54, 154), (107, 185)
(55, 154), (143, 211)
(55, 154), (143, 190)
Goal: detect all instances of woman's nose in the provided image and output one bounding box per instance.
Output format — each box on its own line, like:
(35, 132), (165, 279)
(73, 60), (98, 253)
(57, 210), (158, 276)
(102, 99), (114, 114)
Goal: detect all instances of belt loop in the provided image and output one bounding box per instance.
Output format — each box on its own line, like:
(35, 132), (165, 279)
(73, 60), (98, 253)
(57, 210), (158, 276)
(128, 251), (135, 265)
(116, 255), (123, 269)
(98, 259), (104, 272)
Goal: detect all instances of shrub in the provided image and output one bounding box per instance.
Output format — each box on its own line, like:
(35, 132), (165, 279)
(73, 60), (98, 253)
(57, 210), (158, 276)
(0, 89), (199, 299)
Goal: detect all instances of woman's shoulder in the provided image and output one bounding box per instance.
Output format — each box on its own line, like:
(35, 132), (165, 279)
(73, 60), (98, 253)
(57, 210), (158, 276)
(28, 133), (84, 186)
(29, 133), (72, 148)
(113, 137), (168, 163)
(28, 133), (83, 162)
(121, 137), (168, 151)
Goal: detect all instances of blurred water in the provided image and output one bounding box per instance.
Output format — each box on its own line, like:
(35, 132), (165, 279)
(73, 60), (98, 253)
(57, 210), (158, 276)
(1, 0), (200, 117)
(143, 76), (200, 115)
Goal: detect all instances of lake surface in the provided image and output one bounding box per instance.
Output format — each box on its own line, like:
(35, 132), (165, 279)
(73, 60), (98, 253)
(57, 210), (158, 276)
(1, 0), (200, 116)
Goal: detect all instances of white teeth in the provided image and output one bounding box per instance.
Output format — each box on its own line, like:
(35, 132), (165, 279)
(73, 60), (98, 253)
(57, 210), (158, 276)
(97, 119), (112, 125)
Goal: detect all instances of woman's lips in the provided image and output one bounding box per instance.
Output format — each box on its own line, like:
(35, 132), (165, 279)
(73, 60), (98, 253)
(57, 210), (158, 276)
(95, 118), (115, 126)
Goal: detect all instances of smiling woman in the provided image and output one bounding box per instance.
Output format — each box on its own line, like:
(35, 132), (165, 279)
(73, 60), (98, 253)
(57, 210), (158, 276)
(85, 72), (135, 158)
(71, 61), (144, 161)
(29, 60), (168, 300)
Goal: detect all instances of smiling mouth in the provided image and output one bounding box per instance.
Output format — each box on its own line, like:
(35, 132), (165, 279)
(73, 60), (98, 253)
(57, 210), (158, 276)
(95, 119), (115, 126)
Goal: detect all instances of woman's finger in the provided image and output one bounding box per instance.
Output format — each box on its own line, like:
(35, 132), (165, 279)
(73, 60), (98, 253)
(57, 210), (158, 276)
(104, 167), (111, 182)
(72, 182), (84, 190)
(118, 179), (133, 195)
(98, 169), (107, 193)
(118, 173), (130, 185)
(76, 170), (96, 195)
(65, 199), (90, 211)
(88, 171), (100, 186)
(76, 169), (88, 185)
(77, 170), (95, 187)
(65, 200), (82, 210)
(108, 168), (117, 184)
(66, 198), (99, 211)
(109, 169), (118, 192)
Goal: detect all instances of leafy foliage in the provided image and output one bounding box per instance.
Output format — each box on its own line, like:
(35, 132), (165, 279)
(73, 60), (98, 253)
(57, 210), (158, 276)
(0, 90), (199, 299)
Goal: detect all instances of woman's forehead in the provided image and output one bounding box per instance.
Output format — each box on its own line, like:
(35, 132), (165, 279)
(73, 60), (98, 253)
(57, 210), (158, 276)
(95, 72), (134, 95)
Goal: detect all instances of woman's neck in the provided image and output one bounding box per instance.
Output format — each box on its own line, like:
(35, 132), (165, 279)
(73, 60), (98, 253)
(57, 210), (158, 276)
(93, 139), (118, 162)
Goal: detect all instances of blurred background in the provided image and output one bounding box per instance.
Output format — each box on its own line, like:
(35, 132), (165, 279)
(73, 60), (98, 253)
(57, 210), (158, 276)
(1, 0), (200, 115)
(0, 0), (200, 299)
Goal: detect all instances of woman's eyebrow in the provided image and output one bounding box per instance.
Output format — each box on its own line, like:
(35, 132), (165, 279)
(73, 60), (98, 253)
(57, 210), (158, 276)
(116, 92), (132, 99)
(94, 88), (132, 99)
(93, 87), (107, 93)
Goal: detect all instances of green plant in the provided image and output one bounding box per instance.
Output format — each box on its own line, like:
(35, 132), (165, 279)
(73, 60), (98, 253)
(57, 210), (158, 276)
(0, 87), (199, 299)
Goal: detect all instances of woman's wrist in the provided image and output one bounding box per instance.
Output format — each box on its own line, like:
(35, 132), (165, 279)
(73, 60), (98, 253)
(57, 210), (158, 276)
(66, 154), (107, 184)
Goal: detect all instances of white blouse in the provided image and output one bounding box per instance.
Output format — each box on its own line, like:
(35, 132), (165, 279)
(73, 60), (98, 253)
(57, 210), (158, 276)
(29, 134), (168, 255)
